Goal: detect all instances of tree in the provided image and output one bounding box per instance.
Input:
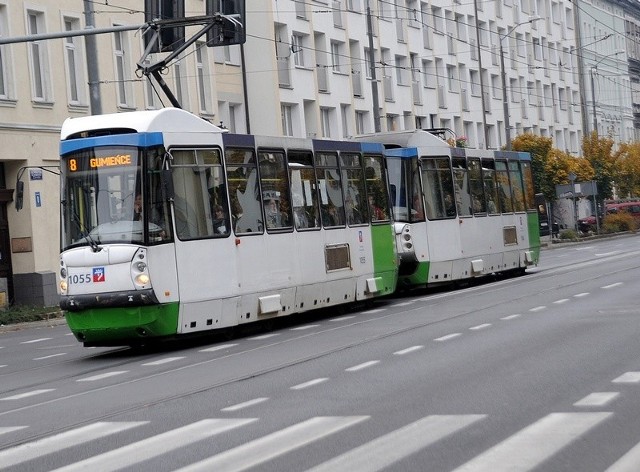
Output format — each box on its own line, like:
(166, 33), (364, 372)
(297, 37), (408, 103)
(613, 142), (640, 198)
(582, 131), (615, 202)
(511, 134), (554, 201)
(544, 149), (594, 188)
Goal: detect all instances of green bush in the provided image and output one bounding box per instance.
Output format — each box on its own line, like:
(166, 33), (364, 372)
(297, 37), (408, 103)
(560, 229), (579, 240)
(602, 212), (638, 233)
(0, 305), (63, 326)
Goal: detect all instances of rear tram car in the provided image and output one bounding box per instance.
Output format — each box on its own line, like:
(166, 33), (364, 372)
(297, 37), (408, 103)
(58, 108), (397, 346)
(359, 130), (540, 288)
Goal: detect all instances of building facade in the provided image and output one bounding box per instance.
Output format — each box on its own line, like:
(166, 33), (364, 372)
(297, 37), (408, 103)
(0, 0), (639, 305)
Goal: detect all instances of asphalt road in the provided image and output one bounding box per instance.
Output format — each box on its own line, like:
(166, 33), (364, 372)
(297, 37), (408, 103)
(1, 234), (640, 471)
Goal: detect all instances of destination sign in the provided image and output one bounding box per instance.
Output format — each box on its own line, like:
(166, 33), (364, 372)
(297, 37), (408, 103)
(68, 154), (133, 172)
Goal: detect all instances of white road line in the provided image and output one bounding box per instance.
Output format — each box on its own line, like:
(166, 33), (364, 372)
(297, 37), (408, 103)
(434, 333), (461, 342)
(329, 316), (356, 322)
(306, 415), (485, 472)
(605, 440), (640, 472)
(394, 346), (424, 355)
(469, 323), (491, 331)
(51, 419), (256, 472)
(501, 314), (521, 320)
(346, 361), (380, 372)
(529, 306), (546, 312)
(596, 251), (621, 257)
(574, 392), (619, 407)
(221, 398), (269, 412)
(451, 412), (612, 472)
(390, 301), (414, 307)
(602, 282), (623, 289)
(0, 426), (28, 436)
(176, 416), (368, 472)
(0, 365), (7, 368)
(0, 389), (55, 401)
(291, 378), (329, 390)
(290, 325), (320, 331)
(77, 371), (128, 382)
(0, 422), (146, 469)
(141, 357), (185, 366)
(574, 292), (590, 298)
(20, 338), (52, 344)
(33, 353), (67, 360)
(361, 308), (385, 314)
(248, 333), (280, 340)
(612, 372), (640, 383)
(553, 299), (570, 304)
(199, 343), (238, 352)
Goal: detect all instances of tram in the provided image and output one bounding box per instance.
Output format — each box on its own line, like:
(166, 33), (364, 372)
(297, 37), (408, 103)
(58, 108), (398, 346)
(359, 130), (540, 288)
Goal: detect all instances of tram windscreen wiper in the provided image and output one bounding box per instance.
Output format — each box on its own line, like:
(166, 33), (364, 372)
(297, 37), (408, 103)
(63, 200), (102, 253)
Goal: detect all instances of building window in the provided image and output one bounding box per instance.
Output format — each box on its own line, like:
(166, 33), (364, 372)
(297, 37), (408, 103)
(281, 104), (294, 136)
(0, 4), (13, 100)
(331, 41), (343, 73)
(63, 17), (86, 106)
(355, 110), (367, 134)
(27, 10), (52, 102)
(292, 33), (305, 67)
(321, 107), (332, 137)
(195, 42), (213, 115)
(113, 29), (133, 107)
(173, 60), (190, 110)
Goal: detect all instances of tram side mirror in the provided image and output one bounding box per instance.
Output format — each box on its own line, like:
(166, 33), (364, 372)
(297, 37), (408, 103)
(15, 180), (24, 211)
(161, 169), (175, 201)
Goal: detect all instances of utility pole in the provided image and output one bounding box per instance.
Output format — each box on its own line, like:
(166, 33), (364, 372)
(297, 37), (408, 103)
(83, 0), (101, 115)
(365, 0), (381, 132)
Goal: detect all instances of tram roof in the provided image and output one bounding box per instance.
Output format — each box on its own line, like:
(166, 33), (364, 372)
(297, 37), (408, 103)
(355, 130), (450, 149)
(60, 108), (223, 140)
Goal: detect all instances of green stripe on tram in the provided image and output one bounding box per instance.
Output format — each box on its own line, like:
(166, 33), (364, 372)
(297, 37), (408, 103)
(370, 223), (399, 295)
(65, 302), (179, 344)
(527, 211), (541, 263)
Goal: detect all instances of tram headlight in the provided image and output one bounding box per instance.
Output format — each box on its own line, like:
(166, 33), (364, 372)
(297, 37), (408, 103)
(60, 280), (68, 293)
(135, 274), (150, 285)
(135, 262), (147, 272)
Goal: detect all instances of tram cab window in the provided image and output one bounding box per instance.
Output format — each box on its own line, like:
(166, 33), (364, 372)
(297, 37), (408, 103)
(226, 148), (263, 234)
(365, 155), (390, 222)
(509, 161), (526, 212)
(315, 152), (345, 228)
(468, 158), (487, 215)
(422, 157), (456, 219)
(452, 158), (472, 216)
(258, 150), (293, 231)
(341, 153), (368, 226)
(520, 161), (536, 210)
(289, 151), (320, 230)
(170, 148), (229, 239)
(481, 159), (500, 214)
(495, 161), (514, 213)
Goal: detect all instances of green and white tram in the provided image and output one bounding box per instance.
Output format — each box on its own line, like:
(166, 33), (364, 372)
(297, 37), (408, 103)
(360, 130), (540, 288)
(58, 108), (397, 346)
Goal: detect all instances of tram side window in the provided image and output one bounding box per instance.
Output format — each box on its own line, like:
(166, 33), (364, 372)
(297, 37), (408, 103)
(509, 161), (526, 212)
(315, 152), (345, 228)
(481, 160), (499, 214)
(226, 148), (263, 234)
(452, 158), (472, 216)
(365, 154), (390, 223)
(146, 149), (173, 242)
(495, 161), (514, 213)
(289, 151), (320, 230)
(385, 158), (408, 222)
(171, 148), (228, 239)
(341, 153), (368, 226)
(468, 158), (487, 215)
(258, 150), (293, 231)
(520, 161), (536, 210)
(422, 157), (456, 219)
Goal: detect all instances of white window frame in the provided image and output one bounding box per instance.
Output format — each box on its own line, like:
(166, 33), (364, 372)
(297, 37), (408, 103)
(281, 104), (294, 136)
(26, 9), (52, 103)
(62, 15), (86, 107)
(321, 107), (332, 137)
(195, 42), (214, 116)
(292, 33), (305, 67)
(173, 59), (190, 111)
(113, 28), (134, 108)
(0, 3), (14, 100)
(331, 41), (343, 73)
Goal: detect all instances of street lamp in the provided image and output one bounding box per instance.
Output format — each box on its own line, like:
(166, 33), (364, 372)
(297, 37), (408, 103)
(589, 50), (624, 135)
(499, 17), (541, 150)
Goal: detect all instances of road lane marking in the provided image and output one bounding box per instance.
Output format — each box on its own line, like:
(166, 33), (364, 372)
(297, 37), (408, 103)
(390, 301), (414, 307)
(0, 426), (28, 436)
(501, 314), (521, 320)
(553, 299), (570, 304)
(20, 338), (52, 344)
(291, 378), (329, 390)
(306, 415), (485, 472)
(248, 334), (280, 340)
(529, 306), (546, 312)
(77, 371), (128, 382)
(602, 282), (623, 289)
(290, 325), (320, 331)
(175, 416), (368, 472)
(434, 333), (461, 342)
(346, 361), (379, 372)
(451, 412), (612, 472)
(329, 316), (356, 322)
(574, 392), (619, 407)
(199, 343), (238, 352)
(612, 372), (640, 383)
(361, 308), (385, 314)
(51, 419), (256, 472)
(574, 293), (590, 298)
(141, 357), (185, 366)
(33, 353), (67, 360)
(394, 346), (424, 355)
(221, 398), (269, 412)
(0, 422), (146, 469)
(469, 323), (491, 331)
(605, 440), (640, 471)
(0, 389), (55, 401)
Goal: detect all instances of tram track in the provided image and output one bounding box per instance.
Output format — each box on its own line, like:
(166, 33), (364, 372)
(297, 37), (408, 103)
(1, 244), (638, 450)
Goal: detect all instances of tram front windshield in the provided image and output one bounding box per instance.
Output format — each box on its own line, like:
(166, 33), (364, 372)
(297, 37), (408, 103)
(61, 146), (164, 251)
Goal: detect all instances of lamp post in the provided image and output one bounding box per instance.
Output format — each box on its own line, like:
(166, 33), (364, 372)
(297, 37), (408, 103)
(589, 50), (624, 135)
(499, 17), (540, 150)
(568, 172), (577, 233)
